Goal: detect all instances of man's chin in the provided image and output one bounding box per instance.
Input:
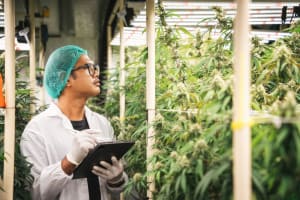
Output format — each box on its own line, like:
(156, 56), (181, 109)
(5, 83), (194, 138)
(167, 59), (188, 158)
(92, 89), (101, 96)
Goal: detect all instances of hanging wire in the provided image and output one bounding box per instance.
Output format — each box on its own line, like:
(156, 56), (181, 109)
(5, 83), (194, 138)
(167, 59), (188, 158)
(157, 108), (199, 114)
(156, 108), (300, 129)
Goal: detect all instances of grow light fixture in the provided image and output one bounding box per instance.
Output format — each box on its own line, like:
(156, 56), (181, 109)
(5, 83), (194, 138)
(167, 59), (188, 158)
(140, 9), (285, 15)
(162, 2), (296, 10)
(132, 1), (297, 27)
(110, 26), (291, 47)
(111, 1), (299, 46)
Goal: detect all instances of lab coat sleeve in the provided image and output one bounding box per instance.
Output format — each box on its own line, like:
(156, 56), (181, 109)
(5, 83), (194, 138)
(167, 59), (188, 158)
(20, 125), (72, 200)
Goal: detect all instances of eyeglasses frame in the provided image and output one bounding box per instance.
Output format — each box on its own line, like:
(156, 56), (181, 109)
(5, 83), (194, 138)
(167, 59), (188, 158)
(71, 63), (100, 77)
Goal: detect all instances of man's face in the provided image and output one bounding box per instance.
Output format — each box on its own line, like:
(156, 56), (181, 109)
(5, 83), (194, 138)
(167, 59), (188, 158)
(67, 54), (101, 98)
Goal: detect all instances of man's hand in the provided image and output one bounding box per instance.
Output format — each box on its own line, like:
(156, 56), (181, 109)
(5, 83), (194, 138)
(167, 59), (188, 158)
(92, 156), (124, 184)
(66, 129), (98, 166)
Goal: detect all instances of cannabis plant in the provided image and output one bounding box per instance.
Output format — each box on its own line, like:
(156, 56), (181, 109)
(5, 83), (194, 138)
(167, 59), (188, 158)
(0, 53), (37, 200)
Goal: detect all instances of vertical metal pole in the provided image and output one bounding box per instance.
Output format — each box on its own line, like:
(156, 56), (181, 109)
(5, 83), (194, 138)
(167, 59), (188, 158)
(233, 0), (251, 200)
(118, 3), (125, 200)
(119, 0), (125, 131)
(3, 0), (16, 199)
(29, 0), (36, 112)
(146, 0), (155, 199)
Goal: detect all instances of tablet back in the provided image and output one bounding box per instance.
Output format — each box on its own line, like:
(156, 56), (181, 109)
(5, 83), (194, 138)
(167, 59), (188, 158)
(73, 141), (135, 179)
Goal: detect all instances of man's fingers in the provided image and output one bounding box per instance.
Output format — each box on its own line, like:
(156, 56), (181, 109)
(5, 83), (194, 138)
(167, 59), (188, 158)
(111, 156), (119, 165)
(92, 165), (106, 174)
(99, 160), (112, 170)
(92, 166), (111, 178)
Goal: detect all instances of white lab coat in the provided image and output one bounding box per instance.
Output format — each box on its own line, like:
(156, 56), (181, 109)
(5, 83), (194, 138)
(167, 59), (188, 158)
(20, 103), (126, 200)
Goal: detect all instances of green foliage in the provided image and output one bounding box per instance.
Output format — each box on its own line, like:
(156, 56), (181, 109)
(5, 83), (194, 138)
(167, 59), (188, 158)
(101, 4), (300, 200)
(105, 47), (148, 198)
(252, 93), (300, 200)
(0, 53), (38, 200)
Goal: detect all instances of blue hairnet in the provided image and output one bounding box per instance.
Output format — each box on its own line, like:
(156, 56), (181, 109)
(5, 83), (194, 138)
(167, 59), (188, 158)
(44, 45), (87, 99)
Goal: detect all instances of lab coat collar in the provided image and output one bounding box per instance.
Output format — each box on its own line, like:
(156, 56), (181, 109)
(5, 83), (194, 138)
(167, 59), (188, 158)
(44, 103), (95, 130)
(46, 103), (93, 117)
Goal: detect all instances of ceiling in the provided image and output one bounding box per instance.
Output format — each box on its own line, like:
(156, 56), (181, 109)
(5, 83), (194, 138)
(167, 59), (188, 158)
(0, 1), (297, 52)
(110, 1), (300, 46)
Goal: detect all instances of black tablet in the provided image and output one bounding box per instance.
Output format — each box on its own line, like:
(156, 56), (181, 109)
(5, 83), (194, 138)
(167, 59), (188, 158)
(73, 141), (135, 179)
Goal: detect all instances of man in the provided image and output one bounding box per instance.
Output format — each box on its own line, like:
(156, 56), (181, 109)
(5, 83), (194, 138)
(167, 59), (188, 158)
(20, 45), (127, 200)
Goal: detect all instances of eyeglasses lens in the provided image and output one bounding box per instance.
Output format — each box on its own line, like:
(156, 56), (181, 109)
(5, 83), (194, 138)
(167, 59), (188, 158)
(88, 64), (100, 76)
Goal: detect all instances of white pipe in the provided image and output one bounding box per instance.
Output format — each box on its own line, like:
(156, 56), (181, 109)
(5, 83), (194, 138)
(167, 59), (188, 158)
(3, 0), (16, 199)
(29, 0), (36, 112)
(119, 0), (125, 129)
(146, 0), (155, 199)
(233, 0), (251, 200)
